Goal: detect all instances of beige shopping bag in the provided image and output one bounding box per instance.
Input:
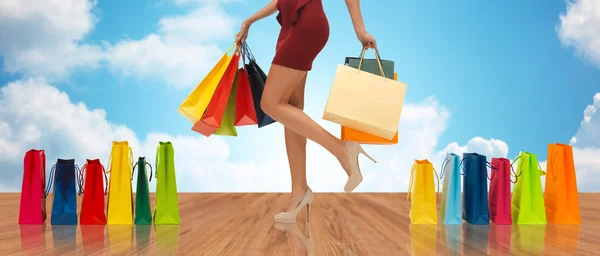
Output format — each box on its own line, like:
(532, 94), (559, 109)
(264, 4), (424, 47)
(323, 48), (407, 140)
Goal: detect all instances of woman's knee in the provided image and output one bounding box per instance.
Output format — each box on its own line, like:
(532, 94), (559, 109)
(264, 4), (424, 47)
(260, 96), (277, 115)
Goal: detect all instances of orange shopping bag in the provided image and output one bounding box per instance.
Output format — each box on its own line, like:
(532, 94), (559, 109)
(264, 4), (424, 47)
(544, 143), (581, 224)
(340, 72), (399, 144)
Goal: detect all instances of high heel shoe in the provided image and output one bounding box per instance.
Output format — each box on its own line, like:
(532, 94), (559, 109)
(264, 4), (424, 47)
(274, 187), (314, 224)
(343, 141), (377, 193)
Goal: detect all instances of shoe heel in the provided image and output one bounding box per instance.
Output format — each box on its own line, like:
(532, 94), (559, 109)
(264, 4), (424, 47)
(306, 203), (311, 222)
(358, 145), (377, 163)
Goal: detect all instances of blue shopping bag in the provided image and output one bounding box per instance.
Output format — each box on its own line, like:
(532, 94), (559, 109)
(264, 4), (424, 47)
(461, 153), (497, 225)
(440, 153), (462, 225)
(46, 159), (80, 225)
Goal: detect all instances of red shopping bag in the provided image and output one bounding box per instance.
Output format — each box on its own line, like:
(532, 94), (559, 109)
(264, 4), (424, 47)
(234, 67), (258, 126)
(489, 158), (516, 225)
(19, 149), (47, 224)
(79, 159), (108, 225)
(192, 52), (241, 136)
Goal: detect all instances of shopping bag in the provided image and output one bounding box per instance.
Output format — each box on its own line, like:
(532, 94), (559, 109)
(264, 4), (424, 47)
(407, 159), (439, 224)
(19, 149), (47, 224)
(461, 153), (496, 225)
(178, 42), (237, 123)
(192, 51), (241, 136)
(242, 42), (276, 128)
(323, 47), (407, 140)
(234, 66), (258, 126)
(439, 153), (462, 225)
(214, 73), (238, 136)
(79, 159), (108, 225)
(340, 58), (399, 144)
(488, 157), (516, 225)
(106, 141), (134, 225)
(544, 143), (581, 224)
(511, 151), (547, 224)
(344, 52), (395, 80)
(49, 159), (80, 225)
(154, 142), (180, 224)
(133, 157), (153, 225)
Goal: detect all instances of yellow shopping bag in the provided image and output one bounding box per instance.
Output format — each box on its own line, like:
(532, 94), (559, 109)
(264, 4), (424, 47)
(407, 159), (440, 224)
(106, 141), (134, 225)
(178, 42), (237, 123)
(323, 47), (407, 140)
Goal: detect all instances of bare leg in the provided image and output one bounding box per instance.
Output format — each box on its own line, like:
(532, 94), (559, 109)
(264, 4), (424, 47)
(284, 74), (309, 212)
(261, 65), (351, 180)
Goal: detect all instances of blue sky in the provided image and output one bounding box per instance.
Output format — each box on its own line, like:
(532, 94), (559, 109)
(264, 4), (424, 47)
(1, 0), (599, 192)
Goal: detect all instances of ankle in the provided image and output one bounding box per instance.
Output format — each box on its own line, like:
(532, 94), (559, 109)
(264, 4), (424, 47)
(292, 183), (309, 194)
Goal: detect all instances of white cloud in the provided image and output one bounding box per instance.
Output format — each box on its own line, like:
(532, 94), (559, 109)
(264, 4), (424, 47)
(557, 0), (600, 69)
(570, 93), (600, 147)
(0, 0), (239, 89)
(0, 0), (104, 79)
(105, 4), (238, 89)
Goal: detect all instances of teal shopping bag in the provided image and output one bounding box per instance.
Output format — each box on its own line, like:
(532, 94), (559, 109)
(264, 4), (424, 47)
(440, 153), (462, 225)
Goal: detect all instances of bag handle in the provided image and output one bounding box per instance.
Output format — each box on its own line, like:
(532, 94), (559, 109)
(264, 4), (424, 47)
(75, 164), (82, 195)
(43, 164), (57, 198)
(78, 164), (87, 196)
(509, 162), (518, 184)
(406, 163), (417, 200)
(357, 46), (386, 78)
(146, 161), (153, 183)
(40, 151), (46, 199)
(460, 157), (472, 175)
(101, 164), (108, 195)
(155, 145), (160, 180)
(440, 157), (451, 179)
(486, 161), (498, 180)
(406, 162), (440, 200)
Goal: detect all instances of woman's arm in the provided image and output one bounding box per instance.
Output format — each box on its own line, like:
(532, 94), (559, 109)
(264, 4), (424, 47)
(344, 0), (366, 34)
(245, 0), (278, 25)
(344, 0), (377, 48)
(236, 0), (278, 43)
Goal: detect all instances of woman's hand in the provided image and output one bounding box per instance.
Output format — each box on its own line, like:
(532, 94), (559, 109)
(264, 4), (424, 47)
(356, 30), (377, 49)
(236, 20), (251, 44)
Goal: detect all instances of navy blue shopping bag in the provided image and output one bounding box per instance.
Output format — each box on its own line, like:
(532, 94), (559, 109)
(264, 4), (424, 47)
(461, 153), (497, 225)
(242, 42), (276, 128)
(46, 159), (80, 225)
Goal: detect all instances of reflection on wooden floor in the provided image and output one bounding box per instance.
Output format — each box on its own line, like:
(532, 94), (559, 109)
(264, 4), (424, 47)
(2, 193), (600, 255)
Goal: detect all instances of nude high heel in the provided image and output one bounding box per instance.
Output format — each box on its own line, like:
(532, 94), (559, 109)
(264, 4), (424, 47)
(274, 187), (314, 224)
(343, 141), (377, 193)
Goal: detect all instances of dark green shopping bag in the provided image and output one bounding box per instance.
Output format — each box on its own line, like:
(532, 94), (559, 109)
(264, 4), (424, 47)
(133, 157), (152, 225)
(154, 142), (180, 225)
(345, 49), (394, 79)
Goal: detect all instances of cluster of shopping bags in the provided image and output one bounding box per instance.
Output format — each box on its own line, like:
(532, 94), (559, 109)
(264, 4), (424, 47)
(407, 143), (580, 225)
(18, 141), (180, 225)
(323, 47), (407, 143)
(178, 42), (276, 136)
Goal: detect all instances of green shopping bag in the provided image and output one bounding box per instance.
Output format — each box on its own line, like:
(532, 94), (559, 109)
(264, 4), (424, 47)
(133, 157), (152, 225)
(511, 152), (547, 224)
(214, 70), (238, 136)
(154, 142), (180, 225)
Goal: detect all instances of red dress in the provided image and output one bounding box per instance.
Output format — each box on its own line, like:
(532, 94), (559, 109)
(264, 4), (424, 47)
(273, 0), (329, 71)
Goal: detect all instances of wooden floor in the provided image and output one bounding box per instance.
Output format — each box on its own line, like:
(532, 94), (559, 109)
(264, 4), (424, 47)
(1, 193), (599, 255)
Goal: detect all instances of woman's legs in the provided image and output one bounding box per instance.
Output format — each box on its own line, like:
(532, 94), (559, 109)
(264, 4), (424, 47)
(284, 74), (309, 212)
(261, 65), (352, 191)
